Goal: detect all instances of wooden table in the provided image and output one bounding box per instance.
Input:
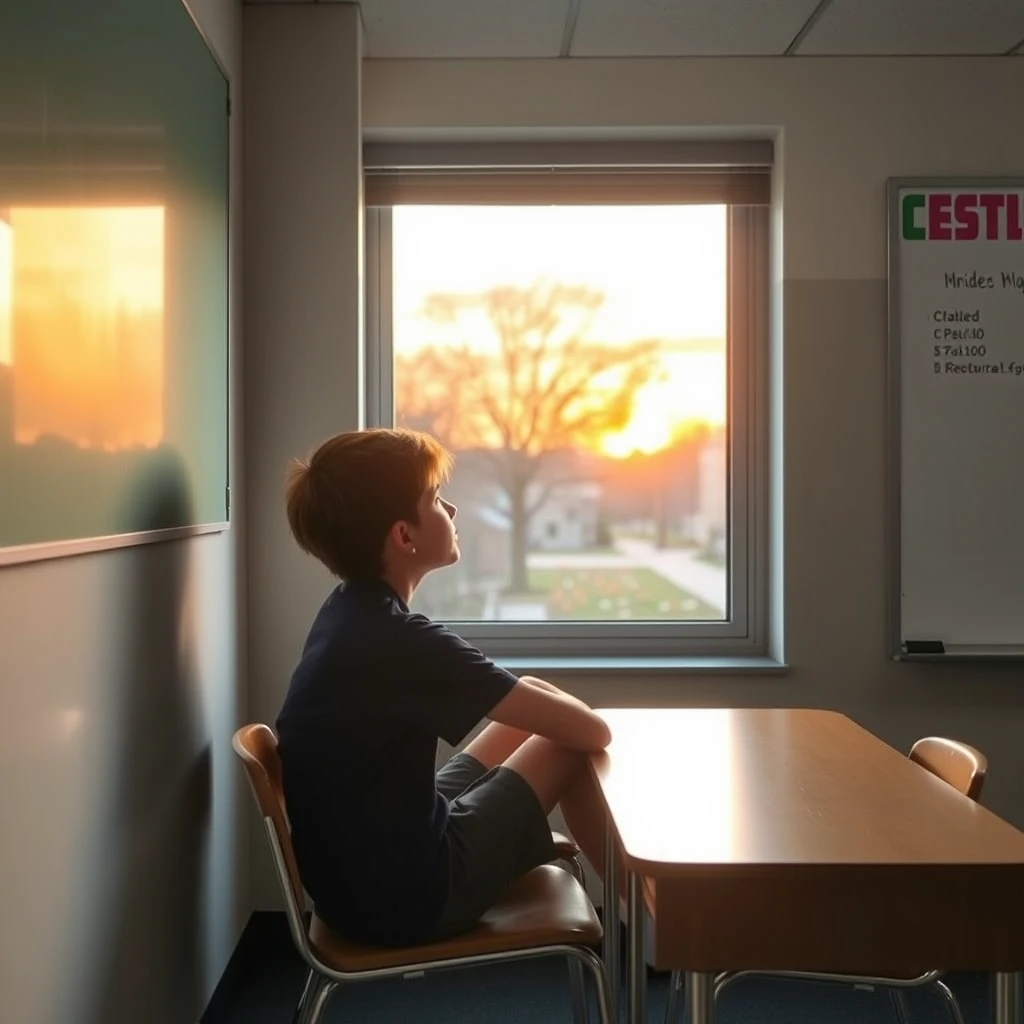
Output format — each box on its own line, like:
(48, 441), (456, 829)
(590, 707), (1024, 1024)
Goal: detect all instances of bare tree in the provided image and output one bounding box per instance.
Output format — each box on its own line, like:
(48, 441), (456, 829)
(395, 279), (661, 592)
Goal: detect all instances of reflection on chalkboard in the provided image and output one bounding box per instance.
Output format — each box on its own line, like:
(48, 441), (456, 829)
(0, 204), (186, 548)
(0, 0), (229, 559)
(0, 206), (164, 449)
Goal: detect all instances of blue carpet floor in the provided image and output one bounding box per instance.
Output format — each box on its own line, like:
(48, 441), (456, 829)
(203, 913), (992, 1024)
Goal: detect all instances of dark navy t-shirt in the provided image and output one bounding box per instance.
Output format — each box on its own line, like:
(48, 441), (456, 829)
(276, 579), (519, 946)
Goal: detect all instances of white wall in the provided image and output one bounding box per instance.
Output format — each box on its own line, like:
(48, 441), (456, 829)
(0, 1), (248, 1020)
(247, 51), (1024, 907)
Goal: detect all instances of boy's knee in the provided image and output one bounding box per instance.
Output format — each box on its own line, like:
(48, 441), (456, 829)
(503, 738), (588, 811)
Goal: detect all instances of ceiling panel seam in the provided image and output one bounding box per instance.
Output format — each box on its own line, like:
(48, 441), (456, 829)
(785, 0), (837, 55)
(560, 0), (583, 58)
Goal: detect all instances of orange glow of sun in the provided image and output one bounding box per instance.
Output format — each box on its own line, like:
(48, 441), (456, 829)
(598, 352), (725, 458)
(4, 205), (165, 450)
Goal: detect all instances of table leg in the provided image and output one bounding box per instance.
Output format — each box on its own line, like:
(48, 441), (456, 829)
(686, 971), (717, 1024)
(602, 829), (619, 1019)
(627, 871), (646, 1024)
(993, 972), (1022, 1024)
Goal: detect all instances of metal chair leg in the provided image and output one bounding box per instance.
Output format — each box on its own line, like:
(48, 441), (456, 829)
(667, 968), (732, 1024)
(559, 848), (590, 1024)
(714, 971), (742, 999)
(888, 987), (911, 1024)
(665, 969), (683, 1024)
(933, 979), (966, 1024)
(292, 969), (315, 1024)
(570, 958), (590, 1024)
(294, 971), (336, 1024)
(691, 967), (962, 1024)
(571, 946), (614, 1024)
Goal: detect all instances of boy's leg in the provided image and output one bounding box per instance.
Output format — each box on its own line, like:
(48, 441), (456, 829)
(437, 723), (531, 805)
(502, 735), (617, 883)
(502, 736), (586, 810)
(430, 734), (626, 942)
(462, 721), (532, 769)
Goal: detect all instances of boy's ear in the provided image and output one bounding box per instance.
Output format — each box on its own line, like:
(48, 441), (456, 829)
(386, 518), (416, 555)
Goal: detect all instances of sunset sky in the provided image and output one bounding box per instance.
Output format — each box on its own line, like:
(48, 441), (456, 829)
(2, 205), (165, 448)
(392, 204), (727, 457)
(0, 219), (11, 365)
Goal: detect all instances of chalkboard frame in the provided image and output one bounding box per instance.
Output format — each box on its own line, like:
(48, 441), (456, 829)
(887, 175), (1024, 660)
(0, 0), (231, 567)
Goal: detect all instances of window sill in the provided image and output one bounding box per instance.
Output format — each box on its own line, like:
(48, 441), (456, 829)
(495, 655), (789, 675)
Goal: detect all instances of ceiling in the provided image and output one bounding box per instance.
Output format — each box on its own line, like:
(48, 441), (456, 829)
(247, 0), (1024, 59)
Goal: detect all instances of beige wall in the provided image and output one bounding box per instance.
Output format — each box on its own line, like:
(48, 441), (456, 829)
(246, 49), (1024, 906)
(243, 1), (363, 910)
(363, 55), (1024, 791)
(0, 1), (248, 1021)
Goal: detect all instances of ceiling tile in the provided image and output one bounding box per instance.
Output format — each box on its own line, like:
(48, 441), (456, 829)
(798, 0), (1024, 54)
(570, 0), (823, 56)
(359, 0), (569, 58)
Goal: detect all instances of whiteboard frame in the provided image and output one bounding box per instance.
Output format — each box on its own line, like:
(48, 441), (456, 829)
(887, 175), (1024, 661)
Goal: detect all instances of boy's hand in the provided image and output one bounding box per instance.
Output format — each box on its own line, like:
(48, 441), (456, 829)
(492, 676), (611, 752)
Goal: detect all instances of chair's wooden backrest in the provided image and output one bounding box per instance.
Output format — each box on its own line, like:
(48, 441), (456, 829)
(232, 724), (307, 915)
(909, 736), (988, 802)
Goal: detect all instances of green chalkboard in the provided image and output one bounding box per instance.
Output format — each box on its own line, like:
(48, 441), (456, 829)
(0, 0), (229, 562)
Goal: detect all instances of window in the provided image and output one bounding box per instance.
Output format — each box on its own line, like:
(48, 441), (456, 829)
(365, 142), (770, 661)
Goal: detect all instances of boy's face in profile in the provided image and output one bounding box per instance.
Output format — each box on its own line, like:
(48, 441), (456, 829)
(409, 485), (460, 572)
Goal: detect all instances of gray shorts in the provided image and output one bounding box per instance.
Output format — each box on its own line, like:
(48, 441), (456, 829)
(425, 752), (557, 941)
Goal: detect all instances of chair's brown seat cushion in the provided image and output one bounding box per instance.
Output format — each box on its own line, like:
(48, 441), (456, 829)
(309, 864), (601, 972)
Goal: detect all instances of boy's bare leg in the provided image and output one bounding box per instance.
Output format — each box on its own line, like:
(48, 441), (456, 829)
(558, 767), (617, 879)
(502, 735), (624, 884)
(503, 735), (586, 810)
(462, 721), (532, 770)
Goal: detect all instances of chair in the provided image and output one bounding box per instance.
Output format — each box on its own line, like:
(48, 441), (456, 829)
(664, 736), (988, 1024)
(551, 830), (587, 886)
(232, 724), (612, 1024)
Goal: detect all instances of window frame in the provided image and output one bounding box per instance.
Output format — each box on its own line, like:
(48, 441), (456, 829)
(364, 156), (771, 662)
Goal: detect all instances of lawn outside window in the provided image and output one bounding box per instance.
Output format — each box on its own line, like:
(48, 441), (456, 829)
(364, 142), (772, 663)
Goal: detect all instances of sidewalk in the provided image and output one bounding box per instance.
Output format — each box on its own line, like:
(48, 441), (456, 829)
(613, 538), (726, 612)
(528, 538), (726, 614)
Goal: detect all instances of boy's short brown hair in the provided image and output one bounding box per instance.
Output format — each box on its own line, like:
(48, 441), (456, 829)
(285, 428), (453, 580)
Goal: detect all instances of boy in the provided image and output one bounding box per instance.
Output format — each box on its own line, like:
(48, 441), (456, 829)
(277, 427), (612, 947)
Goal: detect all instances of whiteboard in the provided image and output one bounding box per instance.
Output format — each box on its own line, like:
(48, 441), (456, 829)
(889, 177), (1024, 658)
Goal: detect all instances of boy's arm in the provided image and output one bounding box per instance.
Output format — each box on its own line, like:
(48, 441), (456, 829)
(488, 678), (612, 753)
(517, 674), (592, 708)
